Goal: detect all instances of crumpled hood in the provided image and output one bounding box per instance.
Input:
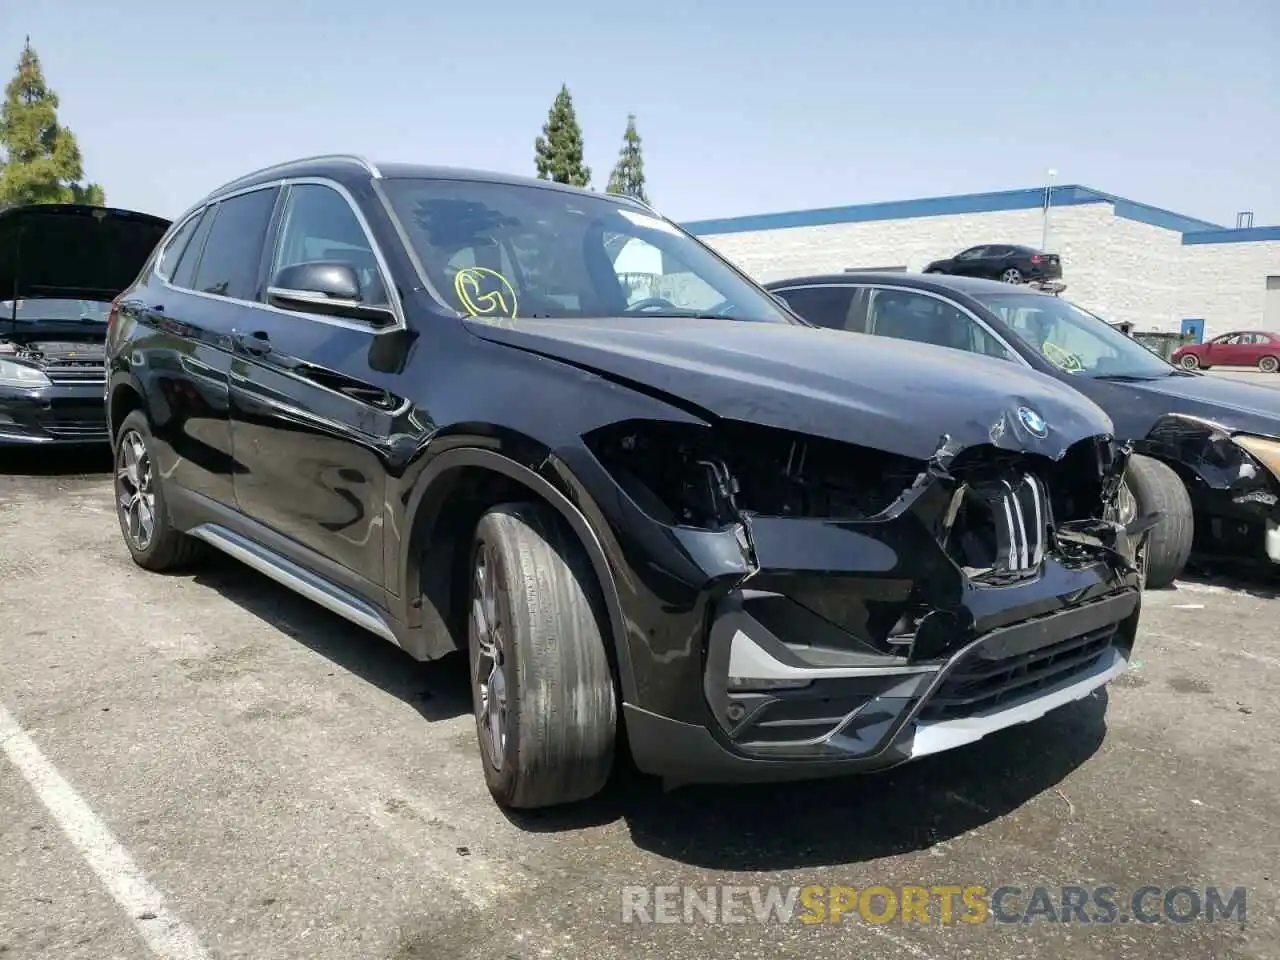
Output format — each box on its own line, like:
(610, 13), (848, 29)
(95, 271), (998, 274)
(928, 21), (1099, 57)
(1087, 370), (1280, 444)
(1118, 372), (1280, 440)
(466, 316), (1115, 461)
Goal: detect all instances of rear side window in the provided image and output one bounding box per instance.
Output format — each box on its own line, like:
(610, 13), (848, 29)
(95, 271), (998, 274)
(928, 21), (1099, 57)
(773, 286), (858, 330)
(192, 187), (279, 300)
(156, 210), (205, 280)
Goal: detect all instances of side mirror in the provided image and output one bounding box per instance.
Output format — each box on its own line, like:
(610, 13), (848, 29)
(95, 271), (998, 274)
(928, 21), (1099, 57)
(267, 261), (395, 325)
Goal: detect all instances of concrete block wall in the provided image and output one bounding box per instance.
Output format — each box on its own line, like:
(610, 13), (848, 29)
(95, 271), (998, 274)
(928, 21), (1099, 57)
(689, 191), (1280, 339)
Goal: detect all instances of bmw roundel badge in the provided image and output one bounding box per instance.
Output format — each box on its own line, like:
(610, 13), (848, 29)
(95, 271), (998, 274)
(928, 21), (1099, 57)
(1017, 406), (1049, 438)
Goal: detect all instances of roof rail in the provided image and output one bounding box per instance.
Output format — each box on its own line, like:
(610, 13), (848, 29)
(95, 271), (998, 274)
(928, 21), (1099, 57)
(212, 154), (382, 194)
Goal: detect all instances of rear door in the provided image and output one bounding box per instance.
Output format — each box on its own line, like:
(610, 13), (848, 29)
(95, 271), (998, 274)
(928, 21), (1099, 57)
(227, 180), (402, 588)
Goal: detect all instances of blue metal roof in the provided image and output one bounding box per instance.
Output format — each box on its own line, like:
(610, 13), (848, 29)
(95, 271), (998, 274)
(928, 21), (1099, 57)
(679, 185), (1275, 246)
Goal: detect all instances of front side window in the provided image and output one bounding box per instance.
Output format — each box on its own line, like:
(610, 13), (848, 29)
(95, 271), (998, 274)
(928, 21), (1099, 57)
(865, 288), (1014, 360)
(955, 247), (987, 260)
(272, 183), (389, 306)
(191, 187), (279, 300)
(381, 178), (794, 323)
(772, 286), (857, 330)
(976, 291), (1176, 379)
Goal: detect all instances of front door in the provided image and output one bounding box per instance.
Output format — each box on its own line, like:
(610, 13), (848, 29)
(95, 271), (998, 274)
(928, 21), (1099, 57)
(227, 181), (401, 588)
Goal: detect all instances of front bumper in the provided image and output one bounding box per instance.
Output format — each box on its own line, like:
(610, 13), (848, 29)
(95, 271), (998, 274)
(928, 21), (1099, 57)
(0, 382), (109, 445)
(627, 566), (1140, 784)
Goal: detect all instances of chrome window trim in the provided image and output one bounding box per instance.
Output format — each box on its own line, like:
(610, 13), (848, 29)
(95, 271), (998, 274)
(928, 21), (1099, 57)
(157, 176), (407, 335)
(771, 281), (1031, 368)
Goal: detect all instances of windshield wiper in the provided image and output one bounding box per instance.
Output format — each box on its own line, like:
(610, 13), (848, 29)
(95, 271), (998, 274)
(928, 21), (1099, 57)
(1091, 373), (1169, 382)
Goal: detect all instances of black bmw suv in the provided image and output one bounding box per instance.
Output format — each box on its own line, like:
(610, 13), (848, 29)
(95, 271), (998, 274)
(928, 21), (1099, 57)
(107, 155), (1146, 809)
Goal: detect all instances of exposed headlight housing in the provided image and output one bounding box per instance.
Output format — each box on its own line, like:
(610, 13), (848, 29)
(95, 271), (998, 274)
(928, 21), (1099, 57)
(0, 358), (51, 388)
(1233, 434), (1280, 480)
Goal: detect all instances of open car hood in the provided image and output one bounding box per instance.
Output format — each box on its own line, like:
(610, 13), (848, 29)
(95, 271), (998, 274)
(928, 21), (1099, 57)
(0, 203), (170, 303)
(466, 315), (1115, 463)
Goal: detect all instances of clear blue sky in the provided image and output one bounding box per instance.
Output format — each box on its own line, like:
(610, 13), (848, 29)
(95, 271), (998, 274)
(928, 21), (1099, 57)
(11, 0), (1279, 225)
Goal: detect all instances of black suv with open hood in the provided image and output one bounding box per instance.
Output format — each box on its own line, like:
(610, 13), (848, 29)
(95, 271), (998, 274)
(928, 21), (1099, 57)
(0, 203), (170, 445)
(106, 156), (1146, 809)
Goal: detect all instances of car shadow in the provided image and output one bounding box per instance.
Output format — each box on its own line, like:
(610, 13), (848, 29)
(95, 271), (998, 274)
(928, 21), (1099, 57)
(1180, 562), (1280, 601)
(1, 446), (112, 476)
(184, 548), (1108, 869)
(189, 551), (472, 723)
(509, 692), (1109, 870)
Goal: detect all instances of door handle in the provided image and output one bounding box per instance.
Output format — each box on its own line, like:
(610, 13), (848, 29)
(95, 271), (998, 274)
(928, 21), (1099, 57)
(233, 330), (271, 356)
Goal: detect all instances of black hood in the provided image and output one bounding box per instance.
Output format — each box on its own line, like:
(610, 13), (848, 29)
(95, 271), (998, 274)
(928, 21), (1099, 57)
(0, 203), (170, 303)
(1091, 371), (1280, 443)
(465, 316), (1115, 462)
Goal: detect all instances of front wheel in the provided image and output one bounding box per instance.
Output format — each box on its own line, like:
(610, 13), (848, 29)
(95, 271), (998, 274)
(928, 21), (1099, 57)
(1179, 354), (1201, 371)
(468, 502), (617, 809)
(1259, 355), (1279, 374)
(1124, 455), (1194, 589)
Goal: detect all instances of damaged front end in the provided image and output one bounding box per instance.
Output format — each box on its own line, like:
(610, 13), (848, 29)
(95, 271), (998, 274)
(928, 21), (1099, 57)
(1145, 413), (1280, 566)
(585, 417), (1147, 780)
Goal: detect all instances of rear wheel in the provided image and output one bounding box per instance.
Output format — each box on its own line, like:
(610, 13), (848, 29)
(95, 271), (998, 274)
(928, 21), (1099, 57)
(1179, 354), (1201, 370)
(1000, 267), (1023, 283)
(1124, 455), (1194, 589)
(113, 411), (203, 571)
(1259, 355), (1279, 374)
(468, 502), (617, 809)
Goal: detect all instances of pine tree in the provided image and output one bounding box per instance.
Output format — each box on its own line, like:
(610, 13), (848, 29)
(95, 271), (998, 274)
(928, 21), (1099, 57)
(606, 114), (648, 204)
(0, 39), (104, 207)
(534, 84), (590, 188)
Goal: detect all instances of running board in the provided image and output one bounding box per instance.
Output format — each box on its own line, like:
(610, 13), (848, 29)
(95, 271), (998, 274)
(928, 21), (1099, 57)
(187, 523), (401, 648)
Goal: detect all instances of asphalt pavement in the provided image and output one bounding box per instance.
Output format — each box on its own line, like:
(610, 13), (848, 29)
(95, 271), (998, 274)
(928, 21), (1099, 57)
(1, 449), (1277, 960)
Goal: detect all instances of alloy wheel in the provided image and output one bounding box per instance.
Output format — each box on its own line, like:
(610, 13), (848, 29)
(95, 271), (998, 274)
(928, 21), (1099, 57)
(1000, 268), (1023, 283)
(1261, 356), (1278, 374)
(116, 429), (157, 551)
(1181, 355), (1200, 370)
(470, 543), (508, 769)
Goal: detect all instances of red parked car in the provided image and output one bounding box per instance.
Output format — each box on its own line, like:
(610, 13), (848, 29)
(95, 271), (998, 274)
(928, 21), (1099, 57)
(1173, 331), (1280, 373)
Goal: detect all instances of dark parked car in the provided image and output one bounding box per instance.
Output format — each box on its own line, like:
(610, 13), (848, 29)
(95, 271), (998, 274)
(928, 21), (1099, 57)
(924, 244), (1062, 285)
(0, 203), (170, 445)
(107, 155), (1145, 809)
(1172, 331), (1280, 374)
(767, 273), (1280, 586)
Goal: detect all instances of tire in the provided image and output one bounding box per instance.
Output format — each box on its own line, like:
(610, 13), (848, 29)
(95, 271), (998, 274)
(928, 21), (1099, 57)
(1124, 454), (1194, 589)
(467, 502), (617, 809)
(1259, 355), (1279, 374)
(1179, 354), (1200, 370)
(112, 410), (203, 571)
(1000, 267), (1023, 283)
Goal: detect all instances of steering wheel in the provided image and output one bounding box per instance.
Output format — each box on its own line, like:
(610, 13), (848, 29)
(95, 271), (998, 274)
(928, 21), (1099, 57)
(625, 297), (680, 314)
(1042, 341), (1086, 374)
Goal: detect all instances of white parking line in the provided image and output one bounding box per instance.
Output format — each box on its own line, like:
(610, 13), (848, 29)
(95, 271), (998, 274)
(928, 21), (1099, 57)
(0, 701), (212, 960)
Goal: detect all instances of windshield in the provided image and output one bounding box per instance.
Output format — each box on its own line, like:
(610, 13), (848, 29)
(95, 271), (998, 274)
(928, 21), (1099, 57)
(382, 178), (794, 324)
(0, 298), (112, 324)
(974, 291), (1176, 379)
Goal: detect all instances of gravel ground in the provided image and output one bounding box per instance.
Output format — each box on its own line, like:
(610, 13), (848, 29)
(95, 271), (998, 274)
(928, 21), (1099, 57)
(1, 449), (1277, 960)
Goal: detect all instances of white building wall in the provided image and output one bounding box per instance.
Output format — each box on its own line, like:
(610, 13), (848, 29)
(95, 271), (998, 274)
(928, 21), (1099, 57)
(698, 204), (1280, 339)
(1178, 240), (1280, 337)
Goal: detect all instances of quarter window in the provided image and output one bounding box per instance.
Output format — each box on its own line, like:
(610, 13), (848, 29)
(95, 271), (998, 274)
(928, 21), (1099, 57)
(156, 210), (204, 280)
(191, 187), (279, 300)
(272, 183), (389, 306)
(169, 208), (215, 290)
(866, 288), (1013, 360)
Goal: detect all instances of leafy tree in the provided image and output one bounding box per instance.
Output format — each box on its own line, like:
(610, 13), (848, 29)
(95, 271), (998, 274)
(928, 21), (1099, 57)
(534, 84), (590, 188)
(606, 114), (648, 204)
(0, 39), (104, 207)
